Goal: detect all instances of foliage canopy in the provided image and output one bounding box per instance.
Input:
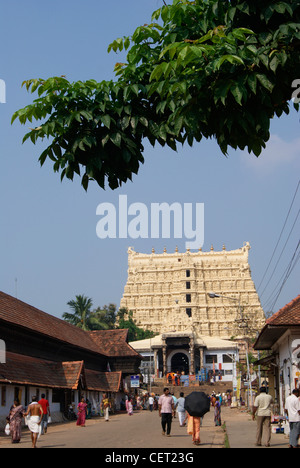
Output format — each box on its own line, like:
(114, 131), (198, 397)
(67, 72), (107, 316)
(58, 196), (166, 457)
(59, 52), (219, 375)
(12, 0), (300, 190)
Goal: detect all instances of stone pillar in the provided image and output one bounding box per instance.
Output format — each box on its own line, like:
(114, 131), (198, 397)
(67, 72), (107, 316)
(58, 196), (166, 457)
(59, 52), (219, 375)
(162, 338), (167, 376)
(189, 335), (195, 374)
(153, 349), (158, 377)
(200, 347), (204, 369)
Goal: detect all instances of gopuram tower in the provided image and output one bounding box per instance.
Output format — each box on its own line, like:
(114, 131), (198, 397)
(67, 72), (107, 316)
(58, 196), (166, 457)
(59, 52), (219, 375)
(120, 242), (266, 340)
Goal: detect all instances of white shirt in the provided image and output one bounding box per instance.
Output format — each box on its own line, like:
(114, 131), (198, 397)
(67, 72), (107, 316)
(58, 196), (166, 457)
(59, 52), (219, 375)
(254, 393), (273, 417)
(285, 394), (300, 422)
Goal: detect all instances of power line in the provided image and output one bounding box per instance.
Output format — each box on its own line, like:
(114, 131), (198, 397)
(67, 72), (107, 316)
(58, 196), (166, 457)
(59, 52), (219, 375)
(257, 179), (300, 293)
(263, 239), (300, 312)
(259, 208), (300, 299)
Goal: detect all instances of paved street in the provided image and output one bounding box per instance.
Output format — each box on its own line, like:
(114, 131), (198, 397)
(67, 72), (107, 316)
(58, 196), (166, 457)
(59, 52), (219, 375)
(0, 406), (290, 449)
(0, 407), (223, 449)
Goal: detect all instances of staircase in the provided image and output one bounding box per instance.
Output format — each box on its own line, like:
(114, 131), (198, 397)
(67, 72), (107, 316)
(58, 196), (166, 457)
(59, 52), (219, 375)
(149, 378), (232, 397)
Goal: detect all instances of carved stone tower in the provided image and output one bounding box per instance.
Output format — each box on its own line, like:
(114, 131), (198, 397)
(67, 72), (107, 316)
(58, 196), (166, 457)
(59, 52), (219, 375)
(120, 243), (265, 339)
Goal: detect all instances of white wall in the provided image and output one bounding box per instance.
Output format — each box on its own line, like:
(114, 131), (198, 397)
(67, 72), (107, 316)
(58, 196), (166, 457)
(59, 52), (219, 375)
(203, 349), (238, 383)
(275, 331), (300, 413)
(0, 385), (68, 429)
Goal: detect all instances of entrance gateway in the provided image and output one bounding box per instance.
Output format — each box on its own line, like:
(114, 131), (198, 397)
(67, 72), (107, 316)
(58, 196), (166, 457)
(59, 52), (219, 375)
(169, 350), (190, 375)
(130, 330), (239, 385)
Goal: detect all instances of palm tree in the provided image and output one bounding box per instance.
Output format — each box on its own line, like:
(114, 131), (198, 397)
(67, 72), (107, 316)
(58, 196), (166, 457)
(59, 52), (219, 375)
(63, 295), (93, 331)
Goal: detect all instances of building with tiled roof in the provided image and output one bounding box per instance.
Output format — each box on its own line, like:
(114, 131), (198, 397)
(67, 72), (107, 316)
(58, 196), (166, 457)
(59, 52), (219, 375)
(130, 330), (239, 386)
(0, 291), (142, 427)
(254, 295), (300, 414)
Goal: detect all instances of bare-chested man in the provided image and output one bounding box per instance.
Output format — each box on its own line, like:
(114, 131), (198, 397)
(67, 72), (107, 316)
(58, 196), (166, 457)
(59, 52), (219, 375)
(24, 396), (43, 448)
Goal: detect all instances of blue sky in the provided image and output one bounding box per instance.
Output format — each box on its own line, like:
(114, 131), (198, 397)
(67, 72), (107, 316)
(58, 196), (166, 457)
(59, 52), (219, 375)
(0, 0), (299, 320)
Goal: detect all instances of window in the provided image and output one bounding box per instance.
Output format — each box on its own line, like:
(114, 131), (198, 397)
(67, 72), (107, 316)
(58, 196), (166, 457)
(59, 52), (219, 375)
(186, 294), (191, 303)
(186, 270), (190, 277)
(186, 308), (192, 318)
(1, 386), (6, 406)
(186, 281), (191, 289)
(52, 389), (61, 404)
(223, 354), (234, 363)
(205, 354), (217, 364)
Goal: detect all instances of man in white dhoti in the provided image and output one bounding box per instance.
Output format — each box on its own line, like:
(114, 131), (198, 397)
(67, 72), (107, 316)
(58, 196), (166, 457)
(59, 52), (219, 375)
(24, 396), (43, 448)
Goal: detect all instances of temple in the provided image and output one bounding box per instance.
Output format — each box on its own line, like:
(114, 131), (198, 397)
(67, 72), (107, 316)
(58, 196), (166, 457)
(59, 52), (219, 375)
(121, 242), (265, 340)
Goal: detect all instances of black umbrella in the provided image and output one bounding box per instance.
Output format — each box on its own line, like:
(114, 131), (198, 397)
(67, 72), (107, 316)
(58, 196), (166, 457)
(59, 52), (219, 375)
(184, 392), (210, 418)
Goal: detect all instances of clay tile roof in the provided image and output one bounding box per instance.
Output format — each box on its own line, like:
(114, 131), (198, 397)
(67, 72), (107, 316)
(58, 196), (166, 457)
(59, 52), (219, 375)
(0, 291), (141, 360)
(254, 294), (300, 350)
(88, 330), (141, 358)
(266, 294), (300, 326)
(0, 291), (103, 355)
(85, 369), (122, 392)
(0, 353), (122, 392)
(0, 352), (84, 389)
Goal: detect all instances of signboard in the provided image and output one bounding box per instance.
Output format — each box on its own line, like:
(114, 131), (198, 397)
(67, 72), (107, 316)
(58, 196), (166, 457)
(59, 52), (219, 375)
(130, 375), (140, 388)
(180, 375), (189, 387)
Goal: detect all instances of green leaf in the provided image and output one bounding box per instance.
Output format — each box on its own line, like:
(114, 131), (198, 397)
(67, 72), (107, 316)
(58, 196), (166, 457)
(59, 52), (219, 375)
(269, 55), (280, 73)
(81, 174), (89, 191)
(247, 74), (257, 94)
(256, 74), (274, 92)
(110, 132), (122, 148)
(215, 54), (244, 70)
(131, 84), (139, 96)
(230, 83), (244, 105)
(101, 115), (111, 129)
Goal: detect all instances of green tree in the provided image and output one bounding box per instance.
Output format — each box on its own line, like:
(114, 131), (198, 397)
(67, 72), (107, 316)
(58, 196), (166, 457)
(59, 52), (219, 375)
(63, 294), (94, 330)
(89, 304), (117, 330)
(63, 295), (116, 330)
(12, 0), (300, 191)
(117, 308), (157, 342)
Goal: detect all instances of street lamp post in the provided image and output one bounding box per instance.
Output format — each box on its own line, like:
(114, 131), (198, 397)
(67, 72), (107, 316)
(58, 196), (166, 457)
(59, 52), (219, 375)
(149, 337), (152, 394)
(208, 292), (253, 407)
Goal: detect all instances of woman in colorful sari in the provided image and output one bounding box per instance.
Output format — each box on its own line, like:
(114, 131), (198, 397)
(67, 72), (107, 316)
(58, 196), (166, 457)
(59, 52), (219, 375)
(101, 393), (111, 421)
(7, 399), (24, 444)
(214, 396), (222, 426)
(76, 397), (87, 427)
(186, 413), (201, 445)
(127, 398), (133, 416)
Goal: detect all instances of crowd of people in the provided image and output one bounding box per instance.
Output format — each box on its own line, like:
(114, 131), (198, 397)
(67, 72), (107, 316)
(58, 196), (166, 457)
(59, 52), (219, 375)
(156, 388), (224, 445)
(4, 386), (300, 448)
(5, 394), (50, 448)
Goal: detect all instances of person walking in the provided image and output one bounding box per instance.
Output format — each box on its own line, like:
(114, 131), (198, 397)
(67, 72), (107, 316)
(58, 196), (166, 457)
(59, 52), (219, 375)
(252, 387), (273, 447)
(186, 412), (201, 445)
(76, 397), (87, 427)
(101, 393), (111, 422)
(7, 399), (24, 444)
(23, 396), (43, 449)
(158, 387), (175, 437)
(214, 396), (221, 426)
(148, 395), (154, 412)
(171, 392), (178, 418)
(127, 398), (133, 416)
(39, 393), (51, 435)
(284, 389), (300, 448)
(177, 392), (186, 427)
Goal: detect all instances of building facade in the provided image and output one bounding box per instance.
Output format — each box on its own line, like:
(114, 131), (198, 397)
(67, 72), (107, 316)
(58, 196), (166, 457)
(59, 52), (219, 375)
(130, 331), (239, 385)
(254, 295), (300, 414)
(0, 291), (141, 428)
(121, 242), (265, 339)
